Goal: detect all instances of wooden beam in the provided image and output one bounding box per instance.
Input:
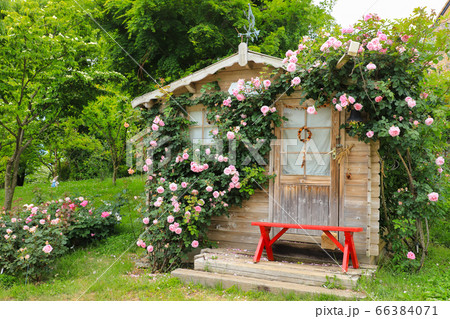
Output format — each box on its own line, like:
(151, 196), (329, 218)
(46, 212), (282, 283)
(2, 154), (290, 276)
(185, 84), (196, 93)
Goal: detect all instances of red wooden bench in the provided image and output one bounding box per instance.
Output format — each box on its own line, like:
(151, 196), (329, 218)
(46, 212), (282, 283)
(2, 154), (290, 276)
(251, 222), (364, 272)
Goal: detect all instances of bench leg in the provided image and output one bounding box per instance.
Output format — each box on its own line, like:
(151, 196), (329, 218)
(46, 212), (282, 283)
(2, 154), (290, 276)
(346, 232), (359, 269)
(342, 238), (349, 272)
(253, 226), (273, 263)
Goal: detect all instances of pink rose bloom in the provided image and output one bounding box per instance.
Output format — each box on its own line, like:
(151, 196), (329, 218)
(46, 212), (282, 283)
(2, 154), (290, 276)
(169, 183), (177, 191)
(388, 126), (400, 137)
(224, 167), (231, 175)
(289, 55), (298, 64)
(435, 156), (445, 166)
(364, 13), (373, 21)
(405, 97), (416, 108)
(438, 168), (443, 173)
(69, 203), (76, 210)
(6, 229), (12, 234)
(339, 95), (347, 104)
(179, 182), (187, 189)
(335, 104), (342, 111)
(191, 240), (199, 248)
(157, 186), (164, 194)
(39, 219), (46, 225)
(341, 26), (354, 34)
(375, 96), (383, 102)
(206, 186), (213, 192)
(287, 62), (296, 72)
(407, 251), (415, 260)
(291, 77), (301, 86)
(143, 217), (150, 225)
(236, 94), (245, 101)
(169, 224), (176, 232)
(147, 245), (154, 253)
(420, 92), (429, 99)
(401, 35), (410, 43)
(366, 131), (374, 138)
(348, 96), (355, 104)
(306, 106), (316, 114)
(167, 215), (174, 223)
(425, 118), (433, 126)
(285, 49), (294, 57)
(213, 191), (220, 198)
(354, 103), (363, 111)
(146, 158), (153, 165)
(263, 80), (271, 88)
(151, 124), (159, 131)
(260, 105), (270, 114)
(366, 62), (376, 70)
(175, 228), (182, 235)
(205, 148), (211, 155)
(101, 211), (110, 218)
(270, 107), (276, 113)
(226, 131), (235, 140)
(11, 218), (17, 223)
(428, 192), (439, 202)
(194, 206), (201, 212)
(153, 219), (158, 225)
(42, 245), (53, 254)
(223, 97), (231, 107)
(182, 152), (189, 160)
(23, 225), (29, 231)
(413, 120), (419, 126)
(80, 200), (88, 207)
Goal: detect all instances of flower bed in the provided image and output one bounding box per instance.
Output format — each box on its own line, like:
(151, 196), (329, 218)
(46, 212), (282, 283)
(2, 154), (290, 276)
(0, 197), (121, 281)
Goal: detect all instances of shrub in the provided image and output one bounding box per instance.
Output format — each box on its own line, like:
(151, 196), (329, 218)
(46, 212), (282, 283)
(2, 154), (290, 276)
(0, 196), (122, 280)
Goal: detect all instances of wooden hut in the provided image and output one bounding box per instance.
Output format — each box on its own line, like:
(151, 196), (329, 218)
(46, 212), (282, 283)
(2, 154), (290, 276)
(131, 43), (380, 265)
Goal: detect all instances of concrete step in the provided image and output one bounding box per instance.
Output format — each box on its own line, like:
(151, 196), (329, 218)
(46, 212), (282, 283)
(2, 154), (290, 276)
(172, 268), (366, 299)
(194, 251), (368, 289)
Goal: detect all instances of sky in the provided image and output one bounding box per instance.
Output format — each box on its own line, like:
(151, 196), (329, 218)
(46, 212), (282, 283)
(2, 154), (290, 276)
(314, 0), (448, 27)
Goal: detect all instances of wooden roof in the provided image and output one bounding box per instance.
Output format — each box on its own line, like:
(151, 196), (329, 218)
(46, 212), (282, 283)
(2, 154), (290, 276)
(131, 43), (285, 108)
(438, 0), (450, 18)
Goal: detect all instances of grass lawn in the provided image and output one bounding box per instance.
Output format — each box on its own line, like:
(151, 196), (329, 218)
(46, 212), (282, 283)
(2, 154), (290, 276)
(0, 176), (448, 301)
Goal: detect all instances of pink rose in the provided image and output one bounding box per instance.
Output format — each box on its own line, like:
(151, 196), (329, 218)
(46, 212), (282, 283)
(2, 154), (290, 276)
(335, 104), (342, 111)
(167, 215), (174, 223)
(306, 106), (316, 114)
(260, 105), (270, 114)
(147, 245), (154, 253)
(289, 55), (298, 64)
(69, 203), (76, 210)
(169, 224), (176, 232)
(101, 211), (110, 218)
(205, 148), (211, 155)
(366, 131), (374, 138)
(427, 192), (439, 202)
(146, 158), (153, 165)
(143, 217), (150, 225)
(182, 153), (189, 160)
(226, 131), (235, 140)
(287, 62), (296, 72)
(420, 92), (429, 99)
(150, 140), (157, 147)
(364, 13), (373, 21)
(413, 120), (419, 126)
(354, 103), (363, 111)
(206, 186), (213, 192)
(236, 94), (245, 101)
(42, 245), (53, 254)
(213, 191), (220, 198)
(291, 77), (301, 86)
(157, 186), (164, 194)
(223, 98), (231, 107)
(263, 80), (271, 88)
(348, 96), (355, 104)
(151, 124), (159, 131)
(80, 200), (88, 207)
(375, 96), (383, 102)
(175, 228), (182, 234)
(169, 183), (177, 191)
(388, 126), (400, 137)
(39, 219), (46, 225)
(366, 62), (376, 70)
(438, 168), (443, 173)
(407, 251), (415, 260)
(435, 156), (445, 166)
(194, 206), (201, 213)
(191, 240), (199, 248)
(425, 118), (433, 126)
(153, 219), (158, 225)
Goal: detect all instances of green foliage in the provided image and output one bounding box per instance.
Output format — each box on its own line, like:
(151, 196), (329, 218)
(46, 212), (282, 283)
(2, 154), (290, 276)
(0, 196), (122, 281)
(100, 0), (335, 96)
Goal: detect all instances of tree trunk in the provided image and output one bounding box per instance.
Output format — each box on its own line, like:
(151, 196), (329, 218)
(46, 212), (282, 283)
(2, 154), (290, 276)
(112, 163), (117, 186)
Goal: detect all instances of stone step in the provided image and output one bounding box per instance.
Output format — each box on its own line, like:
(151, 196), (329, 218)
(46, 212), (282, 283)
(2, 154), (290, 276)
(194, 252), (366, 289)
(172, 268), (366, 299)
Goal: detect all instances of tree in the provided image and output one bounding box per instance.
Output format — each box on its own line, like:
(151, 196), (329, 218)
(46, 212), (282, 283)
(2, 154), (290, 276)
(83, 94), (138, 185)
(0, 0), (121, 210)
(100, 0), (335, 96)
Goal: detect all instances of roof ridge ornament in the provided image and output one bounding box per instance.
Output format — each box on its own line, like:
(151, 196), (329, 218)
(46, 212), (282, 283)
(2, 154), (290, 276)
(238, 4), (260, 44)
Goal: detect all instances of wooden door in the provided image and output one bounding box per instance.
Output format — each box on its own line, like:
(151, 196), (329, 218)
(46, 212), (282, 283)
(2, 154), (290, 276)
(272, 103), (339, 242)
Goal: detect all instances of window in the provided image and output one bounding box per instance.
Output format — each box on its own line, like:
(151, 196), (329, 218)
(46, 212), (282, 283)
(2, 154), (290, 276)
(281, 106), (331, 176)
(188, 105), (217, 145)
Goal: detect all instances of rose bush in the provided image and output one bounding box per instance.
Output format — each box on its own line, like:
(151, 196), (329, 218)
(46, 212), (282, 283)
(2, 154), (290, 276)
(0, 196), (123, 280)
